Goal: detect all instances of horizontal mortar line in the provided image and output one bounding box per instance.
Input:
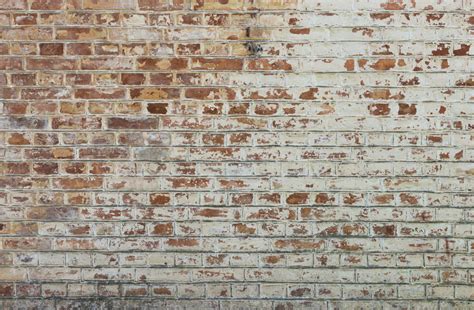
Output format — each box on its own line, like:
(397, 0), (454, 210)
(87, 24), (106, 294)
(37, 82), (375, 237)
(0, 263), (469, 268)
(1, 174), (467, 177)
(2, 94), (472, 97)
(2, 101), (472, 105)
(1, 190), (472, 194)
(2, 161), (474, 164)
(0, 234), (469, 238)
(2, 24), (471, 28)
(1, 130), (472, 133)
(3, 24), (469, 29)
(0, 253), (470, 257)
(4, 39), (474, 43)
(0, 222), (471, 226)
(0, 250), (470, 256)
(0, 236), (471, 240)
(2, 206), (473, 209)
(4, 71), (474, 74)
(0, 250), (468, 254)
(2, 216), (469, 219)
(3, 188), (474, 190)
(107, 80), (471, 83)
(4, 150), (473, 153)
(0, 128), (472, 131)
(3, 142), (472, 145)
(0, 298), (467, 303)
(1, 100), (473, 103)
(8, 56), (474, 60)
(2, 102), (471, 105)
(1, 220), (468, 222)
(1, 8), (473, 12)
(2, 54), (473, 60)
(3, 174), (472, 178)
(5, 146), (473, 149)
(3, 205), (468, 208)
(0, 234), (468, 238)
(1, 218), (472, 221)
(25, 37), (474, 42)
(4, 145), (468, 147)
(0, 283), (465, 286)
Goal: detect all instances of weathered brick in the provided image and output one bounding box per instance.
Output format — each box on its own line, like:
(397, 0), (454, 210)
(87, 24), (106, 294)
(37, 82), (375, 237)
(56, 28), (107, 40)
(40, 43), (64, 55)
(83, 0), (136, 10)
(0, 0), (471, 306)
(81, 57), (134, 70)
(107, 117), (159, 129)
(137, 0), (167, 10)
(184, 87), (236, 100)
(138, 57), (188, 70)
(13, 14), (38, 25)
(121, 73), (146, 85)
(27, 58), (76, 70)
(66, 43), (92, 55)
(30, 0), (64, 10)
(191, 58), (243, 70)
(53, 177), (103, 189)
(75, 88), (125, 99)
(0, 0), (27, 9)
(130, 87), (180, 100)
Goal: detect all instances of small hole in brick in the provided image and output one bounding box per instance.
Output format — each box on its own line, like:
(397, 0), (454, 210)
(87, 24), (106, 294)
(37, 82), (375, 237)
(245, 42), (263, 57)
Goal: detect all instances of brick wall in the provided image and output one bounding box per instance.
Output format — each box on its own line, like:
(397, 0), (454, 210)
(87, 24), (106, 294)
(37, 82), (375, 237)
(1, 0), (473, 308)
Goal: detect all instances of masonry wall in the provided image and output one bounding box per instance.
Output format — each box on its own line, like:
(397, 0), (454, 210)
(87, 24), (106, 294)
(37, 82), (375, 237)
(0, 0), (473, 309)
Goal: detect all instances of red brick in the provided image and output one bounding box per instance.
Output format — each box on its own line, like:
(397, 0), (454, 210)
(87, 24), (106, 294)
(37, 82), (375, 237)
(130, 88), (180, 100)
(33, 163), (59, 175)
(107, 117), (159, 129)
(14, 14), (37, 25)
(11, 74), (36, 86)
(0, 58), (23, 70)
(75, 89), (125, 99)
(66, 43), (92, 55)
(121, 73), (146, 85)
(0, 0), (27, 9)
(39, 43), (64, 55)
(184, 87), (235, 100)
(138, 57), (188, 70)
(79, 148), (129, 159)
(27, 58), (76, 70)
(31, 0), (64, 10)
(56, 28), (107, 40)
(54, 177), (103, 189)
(7, 133), (30, 145)
(191, 57), (243, 70)
(0, 284), (14, 296)
(146, 103), (168, 114)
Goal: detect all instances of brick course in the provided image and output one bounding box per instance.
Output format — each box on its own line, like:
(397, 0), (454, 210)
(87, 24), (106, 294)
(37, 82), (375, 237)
(0, 0), (473, 308)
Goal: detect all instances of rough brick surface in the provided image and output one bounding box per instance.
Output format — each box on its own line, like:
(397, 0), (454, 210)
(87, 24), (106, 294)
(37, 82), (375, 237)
(0, 0), (473, 308)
